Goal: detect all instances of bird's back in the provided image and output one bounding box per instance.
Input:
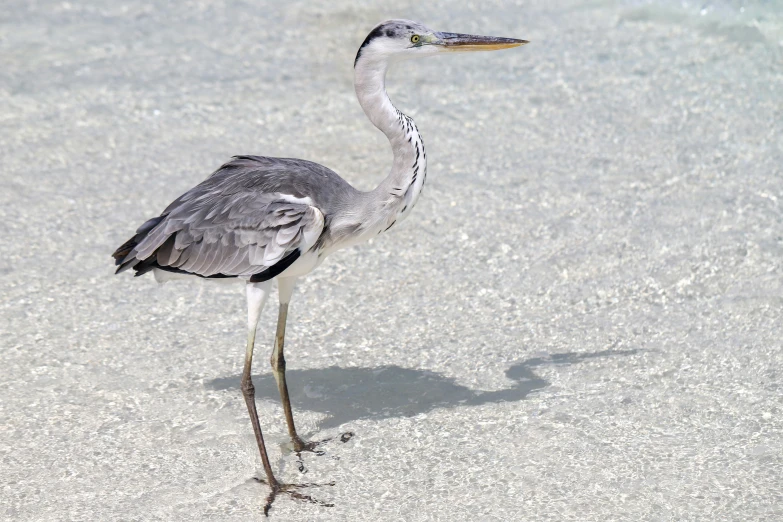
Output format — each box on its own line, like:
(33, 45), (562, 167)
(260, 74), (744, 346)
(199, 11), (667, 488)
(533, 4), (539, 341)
(191, 155), (356, 211)
(113, 155), (358, 280)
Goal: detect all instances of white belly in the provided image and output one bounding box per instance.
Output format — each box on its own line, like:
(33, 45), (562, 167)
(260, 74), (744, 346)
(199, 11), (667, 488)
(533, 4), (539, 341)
(277, 248), (324, 278)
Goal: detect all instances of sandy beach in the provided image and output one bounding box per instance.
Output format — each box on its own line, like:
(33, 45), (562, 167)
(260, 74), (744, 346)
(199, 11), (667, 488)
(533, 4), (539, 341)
(2, 0), (782, 519)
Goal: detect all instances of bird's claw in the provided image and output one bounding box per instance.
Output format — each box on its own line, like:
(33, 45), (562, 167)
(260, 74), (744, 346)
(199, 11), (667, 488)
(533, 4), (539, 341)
(254, 477), (335, 516)
(292, 432), (354, 474)
(293, 431), (354, 453)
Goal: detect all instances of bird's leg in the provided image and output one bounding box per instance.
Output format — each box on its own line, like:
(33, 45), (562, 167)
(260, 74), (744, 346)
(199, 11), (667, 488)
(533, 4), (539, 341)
(270, 278), (312, 453)
(242, 282), (278, 489)
(271, 278), (354, 461)
(243, 282), (335, 515)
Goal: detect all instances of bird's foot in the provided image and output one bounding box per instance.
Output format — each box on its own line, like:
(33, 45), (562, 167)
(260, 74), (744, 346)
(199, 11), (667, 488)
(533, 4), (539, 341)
(292, 431), (354, 454)
(291, 432), (354, 474)
(254, 477), (335, 517)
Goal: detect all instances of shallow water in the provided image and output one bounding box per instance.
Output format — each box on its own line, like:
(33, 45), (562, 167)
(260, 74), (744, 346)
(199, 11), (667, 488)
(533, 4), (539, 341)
(2, 0), (782, 520)
(619, 0), (783, 43)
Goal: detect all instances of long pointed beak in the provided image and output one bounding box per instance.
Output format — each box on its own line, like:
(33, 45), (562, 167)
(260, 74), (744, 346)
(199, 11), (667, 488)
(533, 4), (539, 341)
(434, 32), (528, 52)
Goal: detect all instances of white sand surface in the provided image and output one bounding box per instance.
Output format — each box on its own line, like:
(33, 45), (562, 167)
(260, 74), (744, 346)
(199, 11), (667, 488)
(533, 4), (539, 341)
(2, 0), (782, 519)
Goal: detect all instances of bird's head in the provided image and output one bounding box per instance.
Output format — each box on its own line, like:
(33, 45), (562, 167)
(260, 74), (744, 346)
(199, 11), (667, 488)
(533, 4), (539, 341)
(354, 19), (527, 67)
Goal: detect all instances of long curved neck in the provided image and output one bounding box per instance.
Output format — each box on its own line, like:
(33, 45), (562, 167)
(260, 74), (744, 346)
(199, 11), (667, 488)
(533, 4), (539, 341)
(354, 56), (427, 219)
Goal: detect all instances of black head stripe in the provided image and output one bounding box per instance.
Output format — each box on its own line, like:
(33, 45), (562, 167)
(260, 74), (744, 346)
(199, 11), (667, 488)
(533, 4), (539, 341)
(354, 24), (387, 66)
(353, 20), (428, 67)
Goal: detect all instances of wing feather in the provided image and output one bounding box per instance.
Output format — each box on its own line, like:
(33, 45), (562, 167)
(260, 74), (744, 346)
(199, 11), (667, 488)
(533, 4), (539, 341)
(130, 194), (323, 278)
(114, 156), (355, 278)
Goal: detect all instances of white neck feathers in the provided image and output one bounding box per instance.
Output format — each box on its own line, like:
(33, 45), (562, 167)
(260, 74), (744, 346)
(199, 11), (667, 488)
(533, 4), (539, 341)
(354, 55), (427, 224)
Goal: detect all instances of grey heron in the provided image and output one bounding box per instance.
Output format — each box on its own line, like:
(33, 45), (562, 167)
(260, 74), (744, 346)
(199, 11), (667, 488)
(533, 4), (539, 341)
(113, 19), (526, 513)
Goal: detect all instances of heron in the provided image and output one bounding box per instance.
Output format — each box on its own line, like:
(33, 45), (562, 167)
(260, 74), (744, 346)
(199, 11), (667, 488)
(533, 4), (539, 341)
(113, 19), (526, 512)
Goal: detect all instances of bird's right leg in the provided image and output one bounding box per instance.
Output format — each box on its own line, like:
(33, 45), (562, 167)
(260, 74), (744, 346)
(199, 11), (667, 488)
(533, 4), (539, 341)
(271, 278), (354, 462)
(270, 277), (311, 453)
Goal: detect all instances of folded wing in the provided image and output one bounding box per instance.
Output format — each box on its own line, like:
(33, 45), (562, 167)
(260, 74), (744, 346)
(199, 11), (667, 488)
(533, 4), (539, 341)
(115, 189), (324, 280)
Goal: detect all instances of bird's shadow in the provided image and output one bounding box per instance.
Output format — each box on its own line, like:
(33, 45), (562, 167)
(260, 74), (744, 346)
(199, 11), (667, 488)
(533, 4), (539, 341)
(206, 349), (638, 432)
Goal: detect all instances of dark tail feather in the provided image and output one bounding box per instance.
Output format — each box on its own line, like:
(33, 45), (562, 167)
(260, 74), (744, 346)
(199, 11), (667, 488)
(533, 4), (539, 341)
(129, 257), (158, 277)
(112, 215), (166, 273)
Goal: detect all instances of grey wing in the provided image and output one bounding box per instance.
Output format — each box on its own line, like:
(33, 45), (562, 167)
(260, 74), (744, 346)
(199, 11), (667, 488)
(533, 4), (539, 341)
(119, 191), (324, 279)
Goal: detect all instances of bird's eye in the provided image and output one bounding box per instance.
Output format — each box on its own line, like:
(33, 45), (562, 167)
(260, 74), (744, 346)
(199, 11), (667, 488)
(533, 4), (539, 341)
(411, 35), (420, 44)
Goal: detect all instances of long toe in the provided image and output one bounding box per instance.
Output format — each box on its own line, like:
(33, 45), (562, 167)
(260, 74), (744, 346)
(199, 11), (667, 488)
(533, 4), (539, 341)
(293, 431), (354, 454)
(254, 477), (336, 516)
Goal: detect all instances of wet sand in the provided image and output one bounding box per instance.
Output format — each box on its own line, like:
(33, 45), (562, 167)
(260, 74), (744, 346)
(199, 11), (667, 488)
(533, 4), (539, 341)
(2, 0), (782, 519)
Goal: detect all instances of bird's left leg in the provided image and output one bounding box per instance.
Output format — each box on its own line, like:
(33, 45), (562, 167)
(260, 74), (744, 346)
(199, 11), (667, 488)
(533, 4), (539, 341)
(241, 282), (279, 487)
(245, 281), (334, 514)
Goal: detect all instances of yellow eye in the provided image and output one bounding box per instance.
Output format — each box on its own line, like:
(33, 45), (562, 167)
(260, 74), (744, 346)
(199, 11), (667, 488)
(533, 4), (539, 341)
(411, 35), (420, 44)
